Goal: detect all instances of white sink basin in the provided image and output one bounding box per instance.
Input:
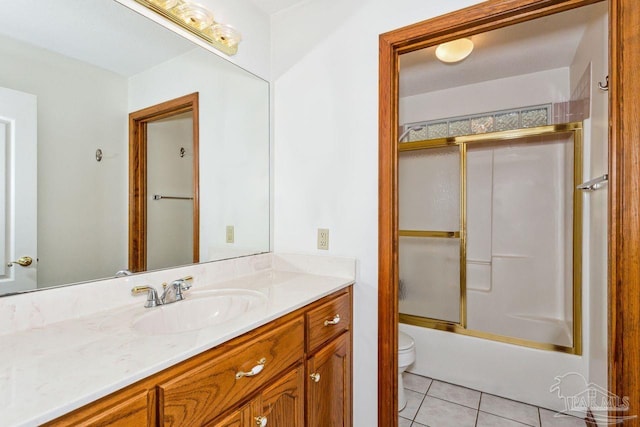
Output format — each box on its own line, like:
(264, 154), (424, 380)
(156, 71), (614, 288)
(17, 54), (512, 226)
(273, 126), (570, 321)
(132, 289), (267, 335)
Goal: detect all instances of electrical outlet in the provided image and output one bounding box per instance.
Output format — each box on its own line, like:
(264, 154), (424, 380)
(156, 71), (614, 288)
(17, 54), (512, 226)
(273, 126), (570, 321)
(226, 225), (234, 243)
(317, 228), (329, 250)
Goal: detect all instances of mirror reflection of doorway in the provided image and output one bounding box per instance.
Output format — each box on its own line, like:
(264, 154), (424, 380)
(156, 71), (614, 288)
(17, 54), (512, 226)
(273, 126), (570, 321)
(128, 93), (199, 272)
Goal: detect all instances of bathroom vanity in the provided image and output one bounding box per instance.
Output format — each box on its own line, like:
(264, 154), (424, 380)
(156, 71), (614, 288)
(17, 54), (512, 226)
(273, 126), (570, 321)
(0, 254), (354, 427)
(45, 288), (351, 426)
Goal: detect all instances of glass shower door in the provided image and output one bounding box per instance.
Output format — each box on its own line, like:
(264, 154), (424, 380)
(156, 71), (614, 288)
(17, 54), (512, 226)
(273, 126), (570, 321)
(398, 145), (464, 325)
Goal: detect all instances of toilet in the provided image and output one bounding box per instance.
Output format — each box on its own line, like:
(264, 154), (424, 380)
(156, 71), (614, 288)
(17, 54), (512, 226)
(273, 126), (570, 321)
(398, 331), (416, 411)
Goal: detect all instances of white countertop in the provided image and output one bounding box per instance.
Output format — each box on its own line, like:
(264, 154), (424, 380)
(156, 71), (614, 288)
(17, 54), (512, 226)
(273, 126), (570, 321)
(0, 254), (355, 427)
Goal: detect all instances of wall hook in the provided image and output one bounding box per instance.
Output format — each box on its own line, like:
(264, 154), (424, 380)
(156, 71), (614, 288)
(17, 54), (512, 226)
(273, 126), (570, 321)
(180, 147), (186, 158)
(96, 148), (103, 162)
(598, 76), (609, 91)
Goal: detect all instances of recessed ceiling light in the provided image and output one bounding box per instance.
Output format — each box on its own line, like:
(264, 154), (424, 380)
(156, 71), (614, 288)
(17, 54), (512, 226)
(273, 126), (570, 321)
(435, 38), (474, 63)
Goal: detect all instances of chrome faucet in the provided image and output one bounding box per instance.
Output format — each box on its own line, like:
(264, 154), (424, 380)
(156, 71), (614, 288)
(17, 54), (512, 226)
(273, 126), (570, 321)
(160, 276), (194, 304)
(131, 276), (193, 308)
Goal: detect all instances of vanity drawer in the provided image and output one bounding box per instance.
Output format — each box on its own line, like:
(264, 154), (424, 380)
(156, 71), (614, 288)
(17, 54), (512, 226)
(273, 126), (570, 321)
(159, 316), (304, 426)
(306, 291), (351, 353)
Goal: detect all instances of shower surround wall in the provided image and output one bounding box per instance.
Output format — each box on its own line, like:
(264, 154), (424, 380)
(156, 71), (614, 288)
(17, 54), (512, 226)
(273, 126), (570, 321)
(465, 136), (576, 348)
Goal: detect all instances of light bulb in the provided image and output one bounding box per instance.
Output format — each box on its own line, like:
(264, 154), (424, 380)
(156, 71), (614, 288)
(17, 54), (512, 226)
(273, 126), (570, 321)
(435, 38), (474, 63)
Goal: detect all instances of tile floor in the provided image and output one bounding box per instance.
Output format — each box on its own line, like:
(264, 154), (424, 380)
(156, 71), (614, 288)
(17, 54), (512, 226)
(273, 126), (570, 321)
(399, 373), (586, 427)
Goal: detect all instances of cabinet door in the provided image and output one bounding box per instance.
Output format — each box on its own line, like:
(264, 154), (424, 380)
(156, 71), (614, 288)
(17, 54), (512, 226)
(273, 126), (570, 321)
(257, 365), (305, 427)
(207, 402), (253, 427)
(306, 332), (352, 427)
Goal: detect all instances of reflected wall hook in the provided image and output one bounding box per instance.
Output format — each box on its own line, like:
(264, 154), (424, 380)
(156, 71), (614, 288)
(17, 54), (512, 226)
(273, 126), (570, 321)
(598, 76), (609, 91)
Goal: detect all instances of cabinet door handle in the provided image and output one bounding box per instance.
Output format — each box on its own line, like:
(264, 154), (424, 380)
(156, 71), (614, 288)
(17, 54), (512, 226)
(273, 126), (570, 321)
(324, 314), (341, 326)
(310, 372), (321, 382)
(236, 358), (267, 379)
(255, 416), (268, 426)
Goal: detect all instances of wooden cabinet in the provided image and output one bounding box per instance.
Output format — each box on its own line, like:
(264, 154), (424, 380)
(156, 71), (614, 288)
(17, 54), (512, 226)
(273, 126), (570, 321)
(159, 317), (305, 425)
(42, 385), (156, 427)
(305, 291), (352, 427)
(306, 333), (351, 427)
(209, 367), (305, 427)
(44, 287), (352, 427)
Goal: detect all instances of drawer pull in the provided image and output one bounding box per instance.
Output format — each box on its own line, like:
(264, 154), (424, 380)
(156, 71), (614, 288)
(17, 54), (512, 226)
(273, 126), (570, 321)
(323, 314), (341, 326)
(310, 372), (321, 383)
(236, 358), (267, 379)
(255, 416), (268, 426)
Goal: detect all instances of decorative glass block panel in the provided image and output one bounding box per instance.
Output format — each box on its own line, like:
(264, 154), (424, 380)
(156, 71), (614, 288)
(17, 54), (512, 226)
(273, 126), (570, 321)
(399, 236), (461, 323)
(408, 126), (428, 142)
(399, 104), (551, 141)
(399, 146), (460, 231)
(471, 116), (494, 134)
(449, 119), (471, 136)
(521, 108), (549, 128)
(428, 122), (448, 139)
(495, 112), (520, 131)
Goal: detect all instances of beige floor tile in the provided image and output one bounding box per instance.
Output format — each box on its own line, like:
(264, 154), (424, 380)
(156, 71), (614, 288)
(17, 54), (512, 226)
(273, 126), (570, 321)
(477, 411), (534, 426)
(480, 394), (541, 426)
(539, 408), (585, 427)
(404, 372), (433, 394)
(428, 380), (481, 409)
(414, 396), (478, 427)
(399, 416), (413, 427)
(399, 389), (425, 420)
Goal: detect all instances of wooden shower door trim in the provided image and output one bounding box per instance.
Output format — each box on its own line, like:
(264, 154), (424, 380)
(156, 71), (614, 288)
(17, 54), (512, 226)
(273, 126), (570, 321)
(609, 0), (640, 424)
(129, 92), (200, 272)
(378, 0), (640, 426)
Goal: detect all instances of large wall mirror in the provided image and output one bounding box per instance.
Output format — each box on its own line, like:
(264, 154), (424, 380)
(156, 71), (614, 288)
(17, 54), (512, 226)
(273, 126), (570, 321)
(0, 0), (270, 296)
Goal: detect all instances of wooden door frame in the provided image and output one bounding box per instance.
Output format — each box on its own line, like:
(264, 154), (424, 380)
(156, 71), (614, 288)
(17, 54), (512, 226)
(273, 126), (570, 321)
(378, 1), (640, 426)
(129, 92), (200, 272)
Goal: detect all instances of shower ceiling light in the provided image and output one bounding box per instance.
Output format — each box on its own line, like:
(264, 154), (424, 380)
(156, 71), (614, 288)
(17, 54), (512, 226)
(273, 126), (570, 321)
(435, 38), (474, 63)
(134, 0), (242, 56)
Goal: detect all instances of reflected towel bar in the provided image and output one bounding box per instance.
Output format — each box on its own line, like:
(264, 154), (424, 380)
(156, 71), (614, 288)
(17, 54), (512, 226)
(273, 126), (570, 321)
(153, 194), (194, 201)
(577, 174), (608, 192)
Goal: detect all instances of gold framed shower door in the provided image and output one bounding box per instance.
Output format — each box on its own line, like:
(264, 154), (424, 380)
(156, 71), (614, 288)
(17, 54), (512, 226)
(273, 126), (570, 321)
(398, 122), (583, 355)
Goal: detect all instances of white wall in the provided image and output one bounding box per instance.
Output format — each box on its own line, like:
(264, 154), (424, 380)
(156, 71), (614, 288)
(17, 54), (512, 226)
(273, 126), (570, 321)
(569, 2), (609, 417)
(0, 34), (129, 287)
(400, 67), (570, 124)
(270, 1), (482, 425)
(116, 0), (271, 80)
(129, 47), (270, 263)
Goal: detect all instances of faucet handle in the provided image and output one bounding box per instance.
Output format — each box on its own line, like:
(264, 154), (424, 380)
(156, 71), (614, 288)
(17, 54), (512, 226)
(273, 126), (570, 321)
(131, 286), (161, 308)
(179, 276), (193, 290)
(171, 276), (193, 302)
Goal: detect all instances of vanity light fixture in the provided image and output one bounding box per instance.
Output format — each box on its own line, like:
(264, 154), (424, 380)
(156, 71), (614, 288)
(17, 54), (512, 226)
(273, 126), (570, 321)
(134, 0), (242, 56)
(435, 38), (474, 63)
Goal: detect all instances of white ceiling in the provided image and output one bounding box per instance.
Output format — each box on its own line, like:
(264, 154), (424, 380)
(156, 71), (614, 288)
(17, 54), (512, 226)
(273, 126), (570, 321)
(0, 1), (606, 87)
(399, 2), (607, 98)
(0, 0), (196, 77)
(249, 0), (306, 15)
